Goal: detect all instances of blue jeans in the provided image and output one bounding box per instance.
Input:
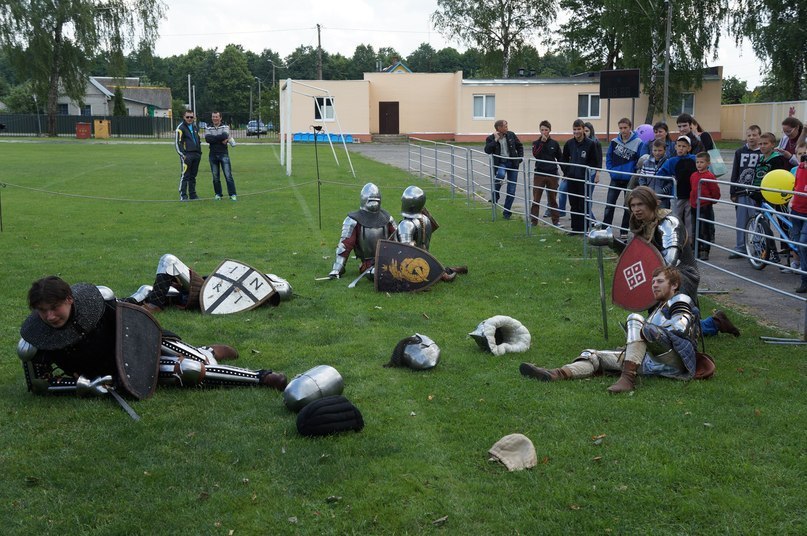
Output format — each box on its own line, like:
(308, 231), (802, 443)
(791, 209), (807, 286)
(210, 153), (237, 197)
(493, 165), (519, 217)
(602, 179), (630, 230)
(734, 194), (757, 252)
(586, 171), (597, 219)
(556, 179), (568, 216)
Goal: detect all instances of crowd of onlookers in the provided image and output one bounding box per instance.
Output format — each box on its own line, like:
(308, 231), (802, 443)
(483, 114), (807, 294)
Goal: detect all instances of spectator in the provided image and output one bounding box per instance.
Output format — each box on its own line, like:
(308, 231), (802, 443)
(175, 110), (202, 201)
(638, 139), (672, 208)
(530, 120), (563, 226)
(638, 121), (676, 158)
(751, 132), (792, 265)
(658, 135), (698, 236)
(676, 114), (713, 154)
(584, 122), (602, 220)
(484, 119), (524, 220)
(603, 117), (642, 236)
(690, 152), (721, 260)
(205, 111), (237, 201)
(778, 117), (804, 167)
(561, 119), (600, 233)
(728, 125), (762, 259)
(790, 149), (807, 293)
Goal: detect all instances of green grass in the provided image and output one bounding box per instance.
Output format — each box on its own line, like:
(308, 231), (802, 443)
(0, 141), (804, 535)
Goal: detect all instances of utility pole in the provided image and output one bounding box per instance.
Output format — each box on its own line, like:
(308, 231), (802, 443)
(317, 23), (322, 80)
(663, 0), (672, 121)
(255, 77), (262, 139)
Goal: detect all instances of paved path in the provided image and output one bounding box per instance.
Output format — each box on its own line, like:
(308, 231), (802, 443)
(349, 143), (806, 337)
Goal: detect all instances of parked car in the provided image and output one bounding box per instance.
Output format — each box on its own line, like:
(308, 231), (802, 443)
(246, 120), (268, 136)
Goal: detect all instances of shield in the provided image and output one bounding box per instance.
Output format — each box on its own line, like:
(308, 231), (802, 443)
(115, 302), (162, 400)
(199, 259), (276, 314)
(612, 237), (665, 312)
(374, 240), (445, 293)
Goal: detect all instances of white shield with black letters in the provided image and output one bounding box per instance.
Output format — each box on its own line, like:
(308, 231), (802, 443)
(200, 259), (276, 314)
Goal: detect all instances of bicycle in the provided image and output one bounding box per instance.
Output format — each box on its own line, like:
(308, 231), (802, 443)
(744, 199), (799, 270)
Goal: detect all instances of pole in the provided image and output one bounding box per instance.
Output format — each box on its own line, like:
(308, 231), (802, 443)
(663, 0), (672, 121)
(317, 24), (323, 80)
(249, 86), (253, 120)
(597, 247), (609, 340)
(313, 126), (322, 229)
(256, 78), (262, 140)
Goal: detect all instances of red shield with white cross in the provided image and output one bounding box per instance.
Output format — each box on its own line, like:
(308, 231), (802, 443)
(612, 237), (665, 312)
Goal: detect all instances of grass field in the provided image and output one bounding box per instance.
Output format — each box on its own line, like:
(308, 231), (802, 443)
(0, 140), (804, 535)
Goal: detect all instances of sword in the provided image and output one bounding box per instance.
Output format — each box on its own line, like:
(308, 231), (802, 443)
(347, 267), (373, 288)
(108, 389), (141, 421)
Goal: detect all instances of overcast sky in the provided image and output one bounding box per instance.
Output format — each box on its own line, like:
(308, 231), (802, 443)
(154, 0), (764, 87)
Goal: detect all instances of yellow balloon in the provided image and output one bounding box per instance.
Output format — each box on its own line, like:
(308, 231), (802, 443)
(761, 169), (795, 205)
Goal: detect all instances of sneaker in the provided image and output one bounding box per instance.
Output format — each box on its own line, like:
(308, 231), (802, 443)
(230, 195), (237, 201)
(214, 195), (222, 201)
(189, 195), (200, 201)
(795, 284), (807, 294)
(728, 251), (743, 259)
(502, 213), (511, 220)
(779, 266), (794, 274)
(180, 196), (189, 202)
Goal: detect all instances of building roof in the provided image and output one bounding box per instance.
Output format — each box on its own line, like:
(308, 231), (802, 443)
(90, 77), (172, 109)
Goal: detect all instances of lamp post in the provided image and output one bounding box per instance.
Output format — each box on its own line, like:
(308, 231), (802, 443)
(255, 76), (262, 140)
(249, 85), (253, 122)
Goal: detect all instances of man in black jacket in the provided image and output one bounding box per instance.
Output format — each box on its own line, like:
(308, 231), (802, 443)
(484, 119), (524, 220)
(175, 110), (203, 201)
(561, 119), (600, 233)
(531, 120), (564, 225)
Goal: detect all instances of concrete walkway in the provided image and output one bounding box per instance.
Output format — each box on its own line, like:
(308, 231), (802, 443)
(349, 143), (806, 337)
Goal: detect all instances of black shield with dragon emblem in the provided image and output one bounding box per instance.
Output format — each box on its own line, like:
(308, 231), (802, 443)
(374, 240), (445, 293)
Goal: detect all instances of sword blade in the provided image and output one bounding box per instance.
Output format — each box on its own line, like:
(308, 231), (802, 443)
(347, 267), (372, 288)
(109, 389), (141, 421)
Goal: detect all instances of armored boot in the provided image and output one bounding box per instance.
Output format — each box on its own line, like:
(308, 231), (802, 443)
(519, 363), (572, 381)
(206, 344), (239, 361)
(258, 370), (288, 391)
(712, 310), (740, 337)
(607, 361), (639, 393)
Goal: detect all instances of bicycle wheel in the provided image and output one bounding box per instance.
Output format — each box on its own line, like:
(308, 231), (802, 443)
(745, 214), (769, 270)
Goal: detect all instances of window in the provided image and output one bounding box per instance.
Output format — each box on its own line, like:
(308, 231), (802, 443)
(81, 105), (92, 117)
(57, 103), (69, 115)
(671, 93), (694, 116)
(578, 94), (600, 118)
(314, 97), (334, 121)
(473, 94), (495, 119)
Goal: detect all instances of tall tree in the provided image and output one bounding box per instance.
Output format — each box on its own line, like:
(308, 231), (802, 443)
(112, 86), (127, 116)
(0, 0), (165, 136)
(406, 43), (437, 72)
(731, 2), (807, 101)
(722, 75), (748, 104)
(206, 45), (253, 123)
(559, 0), (727, 124)
(432, 0), (557, 78)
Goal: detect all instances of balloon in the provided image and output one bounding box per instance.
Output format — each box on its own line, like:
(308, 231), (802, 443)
(636, 124), (654, 144)
(760, 169), (795, 205)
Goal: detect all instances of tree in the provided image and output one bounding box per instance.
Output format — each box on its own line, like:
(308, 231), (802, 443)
(731, 2), (807, 101)
(559, 0), (727, 123)
(0, 0), (165, 136)
(406, 43), (437, 72)
(722, 76), (748, 104)
(206, 45), (253, 123)
(4, 82), (39, 113)
(113, 86), (127, 116)
(432, 0), (557, 78)
(350, 44), (377, 77)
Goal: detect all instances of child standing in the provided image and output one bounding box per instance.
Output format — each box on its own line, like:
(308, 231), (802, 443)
(638, 139), (672, 208)
(658, 135), (698, 234)
(690, 152), (721, 260)
(790, 144), (807, 293)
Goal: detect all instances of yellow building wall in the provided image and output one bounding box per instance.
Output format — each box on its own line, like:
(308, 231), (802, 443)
(721, 101), (807, 140)
(363, 72), (460, 136)
(281, 79), (371, 140)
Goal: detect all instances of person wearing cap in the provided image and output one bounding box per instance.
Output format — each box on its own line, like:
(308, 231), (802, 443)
(520, 266), (707, 393)
(657, 135), (698, 233)
(17, 276), (288, 398)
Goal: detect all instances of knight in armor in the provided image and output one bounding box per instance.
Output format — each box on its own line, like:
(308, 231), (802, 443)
(393, 185), (467, 282)
(328, 183), (396, 280)
(18, 276), (288, 399)
(126, 253), (292, 313)
(520, 266), (708, 393)
(589, 186), (740, 337)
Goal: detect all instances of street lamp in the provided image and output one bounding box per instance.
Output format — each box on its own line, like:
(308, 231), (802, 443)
(255, 76), (262, 140)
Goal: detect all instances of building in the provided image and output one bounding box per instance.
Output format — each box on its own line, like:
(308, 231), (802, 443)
(281, 68), (723, 143)
(56, 77), (172, 118)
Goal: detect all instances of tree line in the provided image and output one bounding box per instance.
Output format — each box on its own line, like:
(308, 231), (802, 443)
(1, 0), (803, 136)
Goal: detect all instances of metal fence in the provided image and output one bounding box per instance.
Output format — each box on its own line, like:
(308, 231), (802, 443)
(408, 137), (806, 340)
(0, 114), (180, 138)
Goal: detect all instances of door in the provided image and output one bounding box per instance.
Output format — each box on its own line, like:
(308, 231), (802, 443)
(379, 102), (399, 134)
